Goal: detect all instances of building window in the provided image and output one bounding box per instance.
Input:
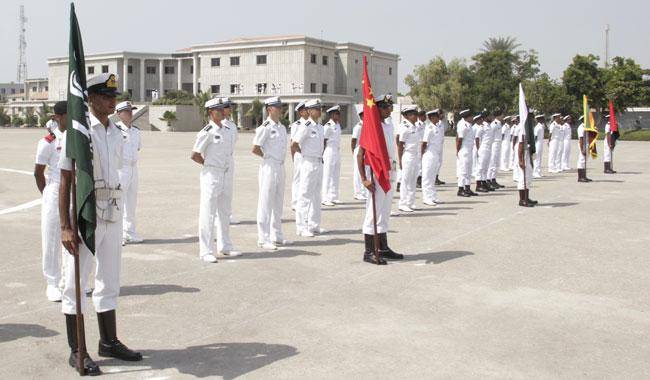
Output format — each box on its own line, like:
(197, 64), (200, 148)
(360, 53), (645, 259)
(145, 89), (153, 98)
(32, 86), (37, 92)
(230, 84), (238, 94)
(190, 65), (193, 74)
(322, 56), (328, 66)
(310, 54), (317, 64)
(87, 66), (95, 74)
(102, 65), (109, 73)
(389, 67), (392, 76)
(230, 56), (240, 66)
(10, 88), (16, 94)
(210, 85), (220, 94)
(146, 66), (156, 74)
(128, 65), (133, 74)
(256, 83), (267, 94)
(211, 58), (220, 67)
(128, 89), (133, 98)
(322, 83), (328, 93)
(164, 66), (175, 74)
(310, 83), (317, 93)
(256, 55), (267, 65)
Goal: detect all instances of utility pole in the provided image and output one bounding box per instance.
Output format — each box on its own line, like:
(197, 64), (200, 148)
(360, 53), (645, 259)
(604, 24), (610, 68)
(17, 5), (27, 83)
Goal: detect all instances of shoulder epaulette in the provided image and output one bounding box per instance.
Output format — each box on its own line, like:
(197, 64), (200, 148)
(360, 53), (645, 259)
(132, 125), (139, 130)
(44, 133), (56, 143)
(263, 120), (270, 127)
(203, 124), (212, 132)
(305, 120), (312, 126)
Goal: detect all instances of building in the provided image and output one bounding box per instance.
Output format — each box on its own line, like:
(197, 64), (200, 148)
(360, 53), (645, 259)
(0, 82), (25, 103)
(47, 35), (399, 130)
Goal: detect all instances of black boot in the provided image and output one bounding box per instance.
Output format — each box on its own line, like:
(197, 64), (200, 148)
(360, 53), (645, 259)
(66, 314), (101, 376)
(457, 187), (470, 197)
(518, 190), (533, 207)
(435, 175), (445, 185)
(577, 169), (589, 183)
(465, 185), (478, 196)
(604, 162), (616, 174)
(476, 181), (489, 193)
(396, 182), (401, 192)
(97, 310), (143, 361)
(379, 233), (403, 260)
(363, 234), (387, 265)
(492, 179), (505, 188)
(485, 180), (496, 191)
(525, 189), (538, 205)
(416, 176), (422, 188)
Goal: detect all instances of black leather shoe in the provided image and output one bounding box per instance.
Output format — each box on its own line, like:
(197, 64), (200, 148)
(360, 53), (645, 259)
(363, 253), (387, 265)
(69, 351), (101, 376)
(465, 186), (478, 196)
(98, 339), (143, 361)
(457, 187), (470, 197)
(435, 176), (446, 185)
(379, 233), (403, 260)
(519, 200), (534, 207)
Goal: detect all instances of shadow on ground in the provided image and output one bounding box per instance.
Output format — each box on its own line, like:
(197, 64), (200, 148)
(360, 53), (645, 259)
(540, 202), (579, 208)
(120, 284), (200, 297)
(97, 342), (299, 379)
(230, 249), (321, 260)
(142, 236), (198, 245)
(403, 250), (474, 264)
(0, 323), (59, 343)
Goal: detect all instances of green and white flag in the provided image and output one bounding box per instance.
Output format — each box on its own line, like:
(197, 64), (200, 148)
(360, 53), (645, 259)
(66, 3), (96, 253)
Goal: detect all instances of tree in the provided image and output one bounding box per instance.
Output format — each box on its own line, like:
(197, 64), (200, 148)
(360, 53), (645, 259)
(404, 57), (474, 112)
(36, 102), (52, 128)
(154, 90), (195, 105)
(603, 56), (647, 112)
(562, 54), (605, 110)
(471, 50), (519, 112)
(0, 107), (10, 126)
(11, 115), (24, 127)
(523, 74), (575, 116)
(193, 91), (213, 124)
(159, 110), (177, 131)
(246, 98), (264, 127)
(24, 109), (38, 126)
(481, 36), (521, 54)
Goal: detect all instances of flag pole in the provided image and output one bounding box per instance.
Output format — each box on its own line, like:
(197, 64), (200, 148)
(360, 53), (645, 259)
(70, 159), (87, 375)
(369, 170), (381, 263)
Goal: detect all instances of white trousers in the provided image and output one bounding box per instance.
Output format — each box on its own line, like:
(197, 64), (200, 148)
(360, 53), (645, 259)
(62, 218), (122, 314)
(322, 147), (341, 202)
(472, 147), (479, 178)
(399, 151), (419, 208)
(352, 147), (367, 199)
(41, 182), (63, 287)
(488, 142), (501, 179)
(118, 165), (138, 238)
(422, 150), (440, 202)
(457, 149), (472, 187)
(561, 139), (572, 170)
(548, 139), (561, 172)
(296, 157), (322, 233)
(477, 147), (491, 181)
(362, 168), (394, 234)
(533, 142), (543, 177)
(577, 152), (586, 169)
(199, 166), (232, 257)
(500, 141), (512, 171)
(603, 141), (612, 163)
(516, 157), (533, 190)
(510, 142), (518, 171)
(257, 160), (285, 244)
(291, 153), (302, 209)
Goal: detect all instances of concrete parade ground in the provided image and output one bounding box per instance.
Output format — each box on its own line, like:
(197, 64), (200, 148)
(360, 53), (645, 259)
(0, 128), (649, 379)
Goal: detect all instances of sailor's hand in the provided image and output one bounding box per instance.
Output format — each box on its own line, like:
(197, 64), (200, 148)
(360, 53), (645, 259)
(362, 179), (375, 193)
(61, 227), (79, 256)
(519, 159), (525, 170)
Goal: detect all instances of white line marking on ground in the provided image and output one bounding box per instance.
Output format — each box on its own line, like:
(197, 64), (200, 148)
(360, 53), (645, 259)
(0, 198), (41, 216)
(0, 167), (32, 175)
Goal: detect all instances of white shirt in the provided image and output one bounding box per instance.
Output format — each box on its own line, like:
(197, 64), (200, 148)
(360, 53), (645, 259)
(253, 117), (287, 163)
(548, 121), (562, 141)
(501, 123), (511, 142)
(480, 121), (493, 150)
(45, 119), (59, 132)
(59, 113), (124, 190)
(382, 120), (397, 170)
(192, 120), (235, 169)
(490, 120), (502, 145)
(398, 119), (423, 154)
(562, 123), (572, 141)
(290, 117), (307, 140)
(323, 120), (341, 150)
(516, 125), (530, 160)
(35, 128), (64, 184)
(422, 121), (444, 153)
(352, 121), (362, 149)
(293, 118), (324, 159)
(457, 119), (475, 151)
(116, 121), (142, 164)
(534, 123), (545, 144)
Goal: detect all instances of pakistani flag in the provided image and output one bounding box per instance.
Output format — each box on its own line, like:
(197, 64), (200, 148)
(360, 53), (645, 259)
(66, 3), (96, 253)
(518, 83), (536, 164)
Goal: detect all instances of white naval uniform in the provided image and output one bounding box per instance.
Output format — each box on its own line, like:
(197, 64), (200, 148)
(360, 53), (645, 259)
(294, 118), (324, 233)
(253, 118), (288, 245)
(223, 118), (238, 224)
(35, 128), (64, 288)
(515, 126), (533, 190)
(397, 119), (423, 208)
(456, 119), (475, 187)
(576, 123), (587, 169)
(362, 120), (397, 235)
(421, 120), (444, 203)
(476, 122), (492, 181)
(45, 119), (59, 132)
(193, 120), (236, 257)
(500, 123), (512, 171)
(561, 122), (572, 170)
(322, 119), (342, 203)
(603, 122), (613, 163)
(488, 119), (502, 180)
(59, 114), (124, 314)
(547, 121), (562, 173)
(351, 121), (367, 199)
(290, 118), (306, 209)
(533, 123), (544, 177)
(116, 121), (141, 240)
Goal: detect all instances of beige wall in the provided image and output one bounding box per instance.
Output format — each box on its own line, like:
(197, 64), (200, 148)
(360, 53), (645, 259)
(148, 104), (204, 132)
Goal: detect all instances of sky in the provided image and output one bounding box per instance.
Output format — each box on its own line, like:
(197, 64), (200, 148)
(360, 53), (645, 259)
(1, 0), (648, 93)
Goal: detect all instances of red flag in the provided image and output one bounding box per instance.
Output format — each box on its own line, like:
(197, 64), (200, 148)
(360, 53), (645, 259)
(359, 56), (391, 193)
(608, 100), (618, 133)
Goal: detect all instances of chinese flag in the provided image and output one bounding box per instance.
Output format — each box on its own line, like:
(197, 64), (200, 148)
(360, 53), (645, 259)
(359, 56), (391, 193)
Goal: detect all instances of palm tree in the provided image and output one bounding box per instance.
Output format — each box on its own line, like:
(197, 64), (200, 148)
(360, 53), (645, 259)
(36, 102), (52, 128)
(481, 36), (521, 53)
(246, 98), (264, 127)
(194, 91), (213, 124)
(159, 110), (177, 131)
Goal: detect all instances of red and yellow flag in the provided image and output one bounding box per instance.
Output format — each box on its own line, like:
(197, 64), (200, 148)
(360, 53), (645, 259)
(582, 95), (599, 159)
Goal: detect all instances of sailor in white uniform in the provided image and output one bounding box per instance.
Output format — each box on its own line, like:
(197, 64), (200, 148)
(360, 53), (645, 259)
(322, 105), (342, 206)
